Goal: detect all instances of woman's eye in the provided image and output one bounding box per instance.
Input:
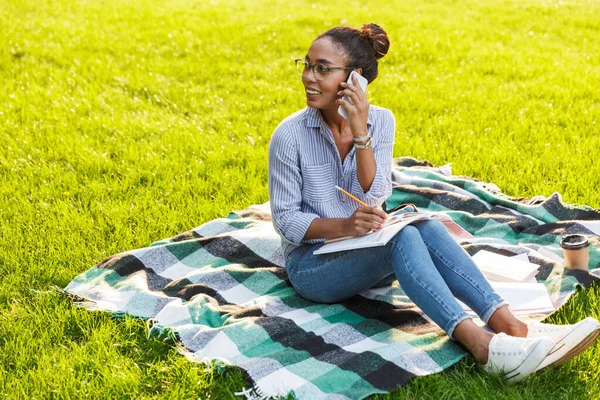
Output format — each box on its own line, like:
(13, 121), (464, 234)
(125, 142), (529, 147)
(316, 65), (329, 74)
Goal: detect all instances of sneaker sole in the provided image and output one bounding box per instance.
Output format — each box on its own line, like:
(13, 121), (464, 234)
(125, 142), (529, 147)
(549, 328), (600, 368)
(504, 338), (554, 383)
(536, 319), (600, 370)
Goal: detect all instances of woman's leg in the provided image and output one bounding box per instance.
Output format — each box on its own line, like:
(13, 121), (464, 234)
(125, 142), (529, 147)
(411, 220), (515, 329)
(385, 228), (556, 378)
(453, 319), (494, 363)
(487, 305), (527, 337)
(287, 226), (554, 378)
(288, 226), (473, 339)
(383, 225), (474, 338)
(285, 241), (396, 304)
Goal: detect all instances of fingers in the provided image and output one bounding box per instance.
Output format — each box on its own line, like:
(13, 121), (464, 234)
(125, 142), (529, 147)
(347, 206), (388, 236)
(337, 81), (369, 129)
(350, 219), (380, 236)
(358, 206), (388, 220)
(338, 83), (364, 105)
(341, 76), (362, 91)
(354, 207), (387, 226)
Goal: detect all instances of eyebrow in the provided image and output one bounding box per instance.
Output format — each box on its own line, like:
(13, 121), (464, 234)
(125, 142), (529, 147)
(304, 55), (335, 65)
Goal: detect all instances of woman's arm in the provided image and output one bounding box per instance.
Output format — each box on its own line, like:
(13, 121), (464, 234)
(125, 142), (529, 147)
(268, 125), (321, 245)
(268, 124), (387, 243)
(351, 110), (395, 204)
(338, 77), (376, 192)
(304, 207), (387, 240)
(354, 137), (377, 192)
(338, 79), (395, 203)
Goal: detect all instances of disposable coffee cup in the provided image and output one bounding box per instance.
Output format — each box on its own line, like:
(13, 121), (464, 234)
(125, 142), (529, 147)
(560, 234), (590, 271)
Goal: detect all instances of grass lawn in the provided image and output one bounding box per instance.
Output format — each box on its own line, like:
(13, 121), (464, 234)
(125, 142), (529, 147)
(1, 0), (599, 398)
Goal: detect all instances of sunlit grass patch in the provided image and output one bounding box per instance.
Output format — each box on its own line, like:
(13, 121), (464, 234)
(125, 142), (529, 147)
(1, 0), (598, 397)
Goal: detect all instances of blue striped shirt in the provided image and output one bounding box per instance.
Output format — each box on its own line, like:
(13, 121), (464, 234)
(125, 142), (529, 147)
(268, 106), (395, 257)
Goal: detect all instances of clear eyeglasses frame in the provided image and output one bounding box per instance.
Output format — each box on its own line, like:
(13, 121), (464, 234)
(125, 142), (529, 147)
(294, 58), (356, 81)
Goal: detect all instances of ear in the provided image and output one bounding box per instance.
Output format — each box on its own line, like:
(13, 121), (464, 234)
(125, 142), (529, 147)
(355, 68), (363, 75)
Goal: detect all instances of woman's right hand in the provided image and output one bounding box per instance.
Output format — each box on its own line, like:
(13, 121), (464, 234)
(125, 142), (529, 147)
(343, 206), (388, 236)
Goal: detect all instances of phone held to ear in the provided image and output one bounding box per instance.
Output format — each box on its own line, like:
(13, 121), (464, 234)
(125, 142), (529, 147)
(337, 71), (368, 120)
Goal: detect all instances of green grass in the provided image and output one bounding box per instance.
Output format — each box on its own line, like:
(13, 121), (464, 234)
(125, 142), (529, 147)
(1, 0), (599, 397)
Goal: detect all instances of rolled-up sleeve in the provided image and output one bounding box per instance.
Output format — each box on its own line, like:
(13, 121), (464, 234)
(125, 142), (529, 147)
(268, 125), (320, 245)
(350, 109), (395, 205)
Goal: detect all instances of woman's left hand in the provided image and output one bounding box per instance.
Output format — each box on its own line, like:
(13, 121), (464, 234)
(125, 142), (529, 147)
(337, 75), (369, 138)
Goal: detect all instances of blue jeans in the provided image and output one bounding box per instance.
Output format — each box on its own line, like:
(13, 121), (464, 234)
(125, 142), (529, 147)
(286, 220), (506, 339)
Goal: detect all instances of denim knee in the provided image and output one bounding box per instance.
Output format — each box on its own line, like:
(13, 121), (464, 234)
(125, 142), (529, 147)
(415, 219), (446, 235)
(386, 225), (420, 264)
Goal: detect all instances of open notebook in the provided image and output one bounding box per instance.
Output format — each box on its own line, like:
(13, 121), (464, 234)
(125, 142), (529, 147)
(314, 212), (473, 255)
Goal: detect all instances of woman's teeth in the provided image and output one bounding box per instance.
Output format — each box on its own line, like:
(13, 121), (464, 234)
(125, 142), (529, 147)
(306, 89), (321, 95)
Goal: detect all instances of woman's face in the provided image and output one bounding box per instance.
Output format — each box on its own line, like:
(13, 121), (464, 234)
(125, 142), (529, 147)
(301, 37), (350, 111)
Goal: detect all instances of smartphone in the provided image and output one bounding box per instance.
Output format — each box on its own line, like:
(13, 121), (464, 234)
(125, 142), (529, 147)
(337, 71), (368, 119)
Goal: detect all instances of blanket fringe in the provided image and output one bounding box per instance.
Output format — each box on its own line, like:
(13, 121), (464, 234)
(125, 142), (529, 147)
(147, 321), (178, 343)
(234, 386), (280, 400)
(49, 285), (90, 302)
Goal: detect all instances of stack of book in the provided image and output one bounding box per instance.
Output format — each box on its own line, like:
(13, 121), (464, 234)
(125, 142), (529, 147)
(471, 250), (540, 283)
(460, 250), (554, 315)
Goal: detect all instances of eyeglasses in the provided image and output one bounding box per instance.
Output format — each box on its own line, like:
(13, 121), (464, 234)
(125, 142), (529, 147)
(294, 58), (355, 81)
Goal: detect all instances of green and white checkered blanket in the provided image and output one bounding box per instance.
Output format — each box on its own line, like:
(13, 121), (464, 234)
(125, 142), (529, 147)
(65, 157), (600, 400)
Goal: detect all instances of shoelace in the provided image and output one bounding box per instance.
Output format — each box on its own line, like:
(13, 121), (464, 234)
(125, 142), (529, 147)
(491, 351), (522, 356)
(493, 337), (530, 356)
(531, 324), (564, 333)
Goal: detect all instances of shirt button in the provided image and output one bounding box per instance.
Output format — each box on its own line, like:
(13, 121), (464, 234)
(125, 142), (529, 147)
(342, 198), (346, 203)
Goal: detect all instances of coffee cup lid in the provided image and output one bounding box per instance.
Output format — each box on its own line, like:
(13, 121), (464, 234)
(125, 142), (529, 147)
(560, 234), (590, 250)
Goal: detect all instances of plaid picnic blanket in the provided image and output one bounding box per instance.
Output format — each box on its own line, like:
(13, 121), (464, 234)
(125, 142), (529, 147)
(64, 157), (600, 400)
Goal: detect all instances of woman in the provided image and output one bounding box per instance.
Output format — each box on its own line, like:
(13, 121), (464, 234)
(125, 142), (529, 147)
(267, 23), (599, 382)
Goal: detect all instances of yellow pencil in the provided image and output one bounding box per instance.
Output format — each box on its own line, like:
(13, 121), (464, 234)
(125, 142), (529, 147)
(335, 185), (368, 207)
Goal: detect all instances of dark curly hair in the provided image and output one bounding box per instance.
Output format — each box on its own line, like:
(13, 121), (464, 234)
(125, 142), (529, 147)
(317, 23), (390, 83)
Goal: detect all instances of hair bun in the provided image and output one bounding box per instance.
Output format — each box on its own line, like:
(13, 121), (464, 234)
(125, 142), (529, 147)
(360, 23), (390, 59)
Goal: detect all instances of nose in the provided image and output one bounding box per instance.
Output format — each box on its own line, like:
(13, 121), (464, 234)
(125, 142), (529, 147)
(302, 68), (317, 85)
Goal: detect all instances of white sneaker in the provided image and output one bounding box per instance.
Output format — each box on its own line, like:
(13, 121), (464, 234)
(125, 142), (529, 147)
(527, 317), (600, 370)
(483, 333), (554, 382)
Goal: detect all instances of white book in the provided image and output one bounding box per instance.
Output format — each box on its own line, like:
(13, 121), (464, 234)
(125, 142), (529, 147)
(459, 281), (554, 315)
(471, 250), (540, 283)
(313, 212), (473, 255)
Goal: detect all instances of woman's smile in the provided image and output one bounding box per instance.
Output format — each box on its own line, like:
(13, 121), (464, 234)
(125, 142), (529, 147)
(301, 37), (349, 111)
